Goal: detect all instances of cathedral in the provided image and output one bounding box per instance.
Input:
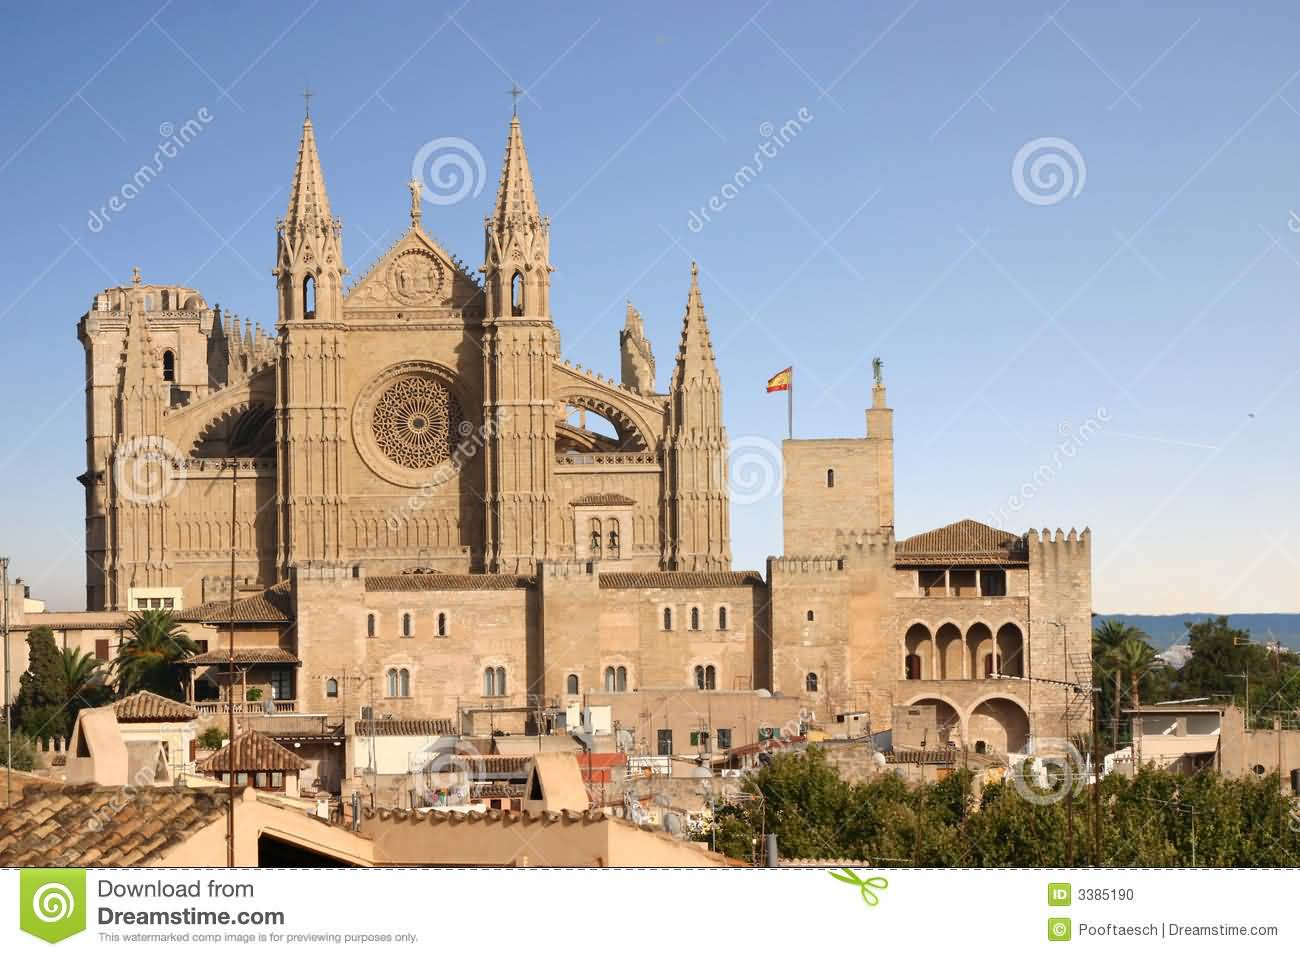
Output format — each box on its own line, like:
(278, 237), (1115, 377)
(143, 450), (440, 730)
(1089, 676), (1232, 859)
(60, 111), (1094, 762)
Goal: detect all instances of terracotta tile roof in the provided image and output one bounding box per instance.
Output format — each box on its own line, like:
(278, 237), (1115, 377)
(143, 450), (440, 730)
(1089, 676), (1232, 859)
(177, 582), (293, 624)
(571, 492), (636, 507)
(13, 614), (128, 632)
(114, 690), (198, 722)
(183, 647), (299, 666)
(895, 519), (1027, 565)
(365, 574), (535, 592)
(884, 747), (960, 765)
(0, 784), (228, 866)
(0, 770), (62, 808)
(599, 571), (766, 589)
(198, 730), (308, 773)
(355, 718), (455, 737)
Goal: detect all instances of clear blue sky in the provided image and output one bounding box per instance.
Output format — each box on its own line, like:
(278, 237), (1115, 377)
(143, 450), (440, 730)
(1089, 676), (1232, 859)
(1, 1), (1297, 614)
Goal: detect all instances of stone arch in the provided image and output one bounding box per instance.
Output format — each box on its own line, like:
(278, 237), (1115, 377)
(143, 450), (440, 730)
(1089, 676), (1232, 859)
(555, 390), (652, 452)
(996, 622), (1026, 678)
(965, 695), (1031, 755)
(966, 622), (995, 678)
(903, 695), (963, 748)
(935, 622), (963, 679)
(903, 623), (933, 680)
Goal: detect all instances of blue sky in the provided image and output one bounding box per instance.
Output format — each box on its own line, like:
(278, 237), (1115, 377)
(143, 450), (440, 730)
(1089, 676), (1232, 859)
(1, 0), (1297, 614)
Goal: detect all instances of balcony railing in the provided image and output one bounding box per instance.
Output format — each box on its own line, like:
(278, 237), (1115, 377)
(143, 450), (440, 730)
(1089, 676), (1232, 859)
(194, 700), (298, 716)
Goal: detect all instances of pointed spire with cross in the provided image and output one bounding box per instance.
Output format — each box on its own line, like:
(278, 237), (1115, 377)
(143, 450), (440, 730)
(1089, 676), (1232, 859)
(302, 84), (314, 120)
(507, 82), (523, 117)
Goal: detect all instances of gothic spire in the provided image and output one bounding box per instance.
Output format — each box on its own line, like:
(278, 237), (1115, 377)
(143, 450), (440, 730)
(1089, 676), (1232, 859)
(285, 116), (334, 235)
(120, 303), (155, 385)
(670, 263), (719, 388)
(492, 115), (541, 225)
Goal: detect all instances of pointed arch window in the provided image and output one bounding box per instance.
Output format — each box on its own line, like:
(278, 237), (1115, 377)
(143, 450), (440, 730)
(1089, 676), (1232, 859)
(162, 350), (175, 382)
(806, 672), (819, 693)
(589, 518), (602, 554)
(616, 666), (627, 692)
(303, 275), (316, 319)
(718, 606), (729, 631)
(827, 468), (835, 488)
(402, 612), (413, 637)
(510, 272), (524, 316)
(604, 666), (616, 692)
(690, 607), (701, 631)
(325, 678), (339, 698)
(484, 666), (506, 697)
(386, 669), (398, 697)
(399, 668), (410, 696)
(436, 612), (447, 637)
(366, 613), (376, 638)
(566, 673), (580, 695)
(607, 520), (620, 558)
(695, 665), (717, 691)
(662, 607), (673, 631)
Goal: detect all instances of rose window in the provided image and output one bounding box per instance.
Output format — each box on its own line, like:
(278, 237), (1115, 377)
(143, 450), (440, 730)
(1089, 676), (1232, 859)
(370, 376), (463, 469)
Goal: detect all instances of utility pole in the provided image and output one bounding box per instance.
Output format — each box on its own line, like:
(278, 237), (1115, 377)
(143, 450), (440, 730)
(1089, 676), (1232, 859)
(225, 460), (238, 868)
(1092, 683), (1102, 866)
(2, 555), (11, 809)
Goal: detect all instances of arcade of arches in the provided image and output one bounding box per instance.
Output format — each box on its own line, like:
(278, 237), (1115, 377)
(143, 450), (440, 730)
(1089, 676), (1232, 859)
(903, 621), (1025, 680)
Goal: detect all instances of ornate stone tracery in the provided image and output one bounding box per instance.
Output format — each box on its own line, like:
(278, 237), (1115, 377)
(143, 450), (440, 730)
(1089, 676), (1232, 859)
(352, 360), (469, 487)
(371, 375), (462, 469)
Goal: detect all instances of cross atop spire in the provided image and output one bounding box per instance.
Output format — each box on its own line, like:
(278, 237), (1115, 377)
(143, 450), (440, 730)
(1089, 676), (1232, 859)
(507, 82), (524, 116)
(301, 84), (314, 119)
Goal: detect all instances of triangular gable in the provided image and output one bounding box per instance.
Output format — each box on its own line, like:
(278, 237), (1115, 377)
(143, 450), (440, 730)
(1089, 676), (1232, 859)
(344, 228), (482, 314)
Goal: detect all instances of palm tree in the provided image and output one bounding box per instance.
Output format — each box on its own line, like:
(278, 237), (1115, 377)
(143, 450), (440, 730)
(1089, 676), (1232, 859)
(1093, 619), (1148, 750)
(58, 647), (111, 733)
(1104, 636), (1159, 751)
(112, 610), (198, 700)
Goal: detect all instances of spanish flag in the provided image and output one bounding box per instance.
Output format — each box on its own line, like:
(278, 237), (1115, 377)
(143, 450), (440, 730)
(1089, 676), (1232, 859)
(766, 367), (792, 393)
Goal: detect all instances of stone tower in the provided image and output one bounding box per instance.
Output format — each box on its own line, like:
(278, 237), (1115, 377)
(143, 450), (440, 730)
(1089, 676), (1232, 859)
(481, 114), (559, 572)
(619, 302), (656, 394)
(105, 306), (169, 604)
(274, 115), (349, 573)
(662, 265), (731, 570)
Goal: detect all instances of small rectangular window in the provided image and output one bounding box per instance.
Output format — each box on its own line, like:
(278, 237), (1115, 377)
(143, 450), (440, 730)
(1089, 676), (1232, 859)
(255, 772), (268, 788)
(717, 728), (732, 750)
(94, 639), (109, 661)
(656, 729), (673, 756)
(980, 569), (1007, 596)
(271, 771), (283, 789)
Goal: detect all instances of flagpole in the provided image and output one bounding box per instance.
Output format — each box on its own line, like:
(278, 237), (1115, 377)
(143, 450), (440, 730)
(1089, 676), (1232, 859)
(788, 367), (793, 440)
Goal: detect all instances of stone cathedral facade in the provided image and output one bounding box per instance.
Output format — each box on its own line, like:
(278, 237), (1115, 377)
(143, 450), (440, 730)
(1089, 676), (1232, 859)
(70, 113), (1093, 759)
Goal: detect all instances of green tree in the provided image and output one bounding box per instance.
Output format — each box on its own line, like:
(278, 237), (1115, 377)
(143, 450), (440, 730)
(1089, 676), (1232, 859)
(11, 627), (69, 740)
(112, 610), (198, 700)
(1093, 619), (1148, 748)
(0, 727), (37, 771)
(1107, 637), (1159, 713)
(57, 647), (111, 730)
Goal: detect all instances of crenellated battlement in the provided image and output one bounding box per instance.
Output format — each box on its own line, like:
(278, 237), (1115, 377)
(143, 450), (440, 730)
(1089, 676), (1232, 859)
(1027, 526), (1091, 561)
(835, 528), (896, 555)
(538, 559), (598, 580)
(768, 556), (846, 575)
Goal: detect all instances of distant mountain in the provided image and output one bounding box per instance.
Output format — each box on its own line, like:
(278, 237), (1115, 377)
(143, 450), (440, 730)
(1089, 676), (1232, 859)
(1095, 613), (1300, 652)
